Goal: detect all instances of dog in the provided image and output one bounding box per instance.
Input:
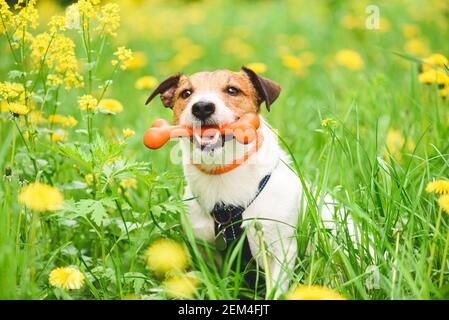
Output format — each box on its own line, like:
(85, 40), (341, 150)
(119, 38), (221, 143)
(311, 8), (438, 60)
(145, 67), (356, 297)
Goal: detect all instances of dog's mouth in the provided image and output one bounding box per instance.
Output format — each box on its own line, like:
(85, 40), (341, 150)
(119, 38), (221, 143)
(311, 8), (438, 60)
(190, 127), (232, 151)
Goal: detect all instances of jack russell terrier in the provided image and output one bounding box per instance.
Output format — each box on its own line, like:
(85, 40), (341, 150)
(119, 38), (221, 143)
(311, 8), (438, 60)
(145, 67), (355, 297)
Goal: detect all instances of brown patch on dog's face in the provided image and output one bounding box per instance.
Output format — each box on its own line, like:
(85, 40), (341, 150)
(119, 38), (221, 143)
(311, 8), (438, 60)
(171, 70), (260, 124)
(146, 68), (281, 126)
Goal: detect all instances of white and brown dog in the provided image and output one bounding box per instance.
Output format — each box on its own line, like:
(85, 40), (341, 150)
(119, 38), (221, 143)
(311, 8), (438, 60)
(146, 68), (335, 296)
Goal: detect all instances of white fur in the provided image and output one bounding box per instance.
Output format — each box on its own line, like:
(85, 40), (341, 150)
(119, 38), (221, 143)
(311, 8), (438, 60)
(178, 93), (358, 296)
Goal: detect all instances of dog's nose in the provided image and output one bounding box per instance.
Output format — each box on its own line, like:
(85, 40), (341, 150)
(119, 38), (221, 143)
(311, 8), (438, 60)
(192, 101), (215, 121)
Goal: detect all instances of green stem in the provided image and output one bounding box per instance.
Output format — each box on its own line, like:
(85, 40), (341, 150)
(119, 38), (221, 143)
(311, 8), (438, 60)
(427, 207), (443, 277)
(438, 226), (449, 287)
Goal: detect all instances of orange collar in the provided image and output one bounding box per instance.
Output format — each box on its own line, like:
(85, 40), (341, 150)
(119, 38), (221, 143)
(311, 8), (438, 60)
(192, 130), (264, 175)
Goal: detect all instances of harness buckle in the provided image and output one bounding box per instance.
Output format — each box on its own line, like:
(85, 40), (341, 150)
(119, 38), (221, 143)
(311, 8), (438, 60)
(213, 208), (233, 225)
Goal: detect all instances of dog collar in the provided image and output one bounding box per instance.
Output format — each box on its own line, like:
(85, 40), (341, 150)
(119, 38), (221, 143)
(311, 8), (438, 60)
(192, 130), (264, 175)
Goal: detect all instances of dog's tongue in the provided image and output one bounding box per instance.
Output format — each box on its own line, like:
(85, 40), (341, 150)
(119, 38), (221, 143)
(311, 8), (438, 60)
(194, 130), (221, 146)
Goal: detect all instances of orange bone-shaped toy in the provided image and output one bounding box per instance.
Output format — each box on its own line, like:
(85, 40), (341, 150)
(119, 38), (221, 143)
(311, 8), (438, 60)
(143, 113), (260, 149)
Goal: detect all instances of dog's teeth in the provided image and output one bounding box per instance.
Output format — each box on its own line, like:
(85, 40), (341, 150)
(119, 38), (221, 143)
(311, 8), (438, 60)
(194, 132), (202, 144)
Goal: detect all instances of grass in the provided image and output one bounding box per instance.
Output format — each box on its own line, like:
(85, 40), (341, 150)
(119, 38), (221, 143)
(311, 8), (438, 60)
(1, 0), (449, 300)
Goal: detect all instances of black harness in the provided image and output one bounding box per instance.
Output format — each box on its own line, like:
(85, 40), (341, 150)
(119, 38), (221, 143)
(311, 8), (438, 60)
(209, 174), (272, 290)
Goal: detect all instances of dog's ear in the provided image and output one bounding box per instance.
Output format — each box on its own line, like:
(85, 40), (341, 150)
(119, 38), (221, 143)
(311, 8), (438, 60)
(145, 73), (182, 108)
(241, 66), (281, 111)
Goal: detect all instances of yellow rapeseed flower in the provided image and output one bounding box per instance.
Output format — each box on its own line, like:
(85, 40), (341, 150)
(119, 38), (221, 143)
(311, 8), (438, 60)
(7, 102), (29, 116)
(49, 267), (85, 290)
(335, 49), (364, 70)
(164, 273), (199, 299)
(18, 183), (64, 212)
(98, 98), (123, 114)
(78, 94), (98, 111)
(122, 128), (135, 138)
(285, 285), (345, 300)
(112, 46), (134, 70)
(135, 76), (158, 90)
(97, 3), (120, 37)
(144, 238), (190, 276)
(426, 180), (449, 195)
(438, 195), (449, 214)
(245, 62), (267, 74)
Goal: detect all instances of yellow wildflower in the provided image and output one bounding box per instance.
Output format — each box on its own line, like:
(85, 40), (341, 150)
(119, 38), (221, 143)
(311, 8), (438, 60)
(18, 183), (64, 212)
(98, 98), (123, 114)
(49, 267), (85, 290)
(78, 95), (98, 111)
(120, 178), (137, 189)
(402, 24), (420, 39)
(144, 239), (190, 276)
(50, 130), (67, 142)
(404, 39), (429, 56)
(65, 4), (80, 30)
(122, 128), (135, 138)
(422, 53), (448, 73)
(7, 102), (29, 116)
(245, 62), (267, 74)
(335, 50), (364, 70)
(164, 273), (199, 299)
(62, 116), (78, 128)
(286, 285), (345, 300)
(281, 54), (301, 70)
(426, 180), (449, 195)
(112, 46), (134, 70)
(438, 195), (449, 214)
(321, 118), (335, 128)
(440, 86), (449, 98)
(341, 15), (362, 29)
(84, 174), (94, 185)
(30, 111), (46, 125)
(418, 69), (449, 86)
(97, 3), (120, 37)
(135, 76), (158, 90)
(125, 51), (147, 70)
(48, 114), (65, 124)
(0, 82), (25, 99)
(0, 100), (8, 113)
(384, 129), (405, 162)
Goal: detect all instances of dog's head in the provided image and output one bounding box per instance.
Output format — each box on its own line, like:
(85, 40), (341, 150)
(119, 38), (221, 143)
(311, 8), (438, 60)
(146, 67), (281, 150)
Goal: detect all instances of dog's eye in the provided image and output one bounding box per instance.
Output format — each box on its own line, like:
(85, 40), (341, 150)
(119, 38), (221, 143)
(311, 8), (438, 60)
(180, 89), (192, 99)
(225, 86), (240, 96)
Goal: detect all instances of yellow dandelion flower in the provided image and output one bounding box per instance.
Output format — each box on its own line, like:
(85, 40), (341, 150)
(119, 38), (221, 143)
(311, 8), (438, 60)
(164, 273), (199, 300)
(144, 239), (190, 276)
(18, 183), (64, 212)
(418, 69), (449, 86)
(402, 24), (420, 39)
(440, 86), (449, 98)
(245, 62), (267, 74)
(7, 102), (29, 116)
(404, 39), (429, 56)
(135, 76), (158, 90)
(98, 98), (123, 114)
(335, 49), (364, 71)
(120, 178), (137, 189)
(438, 195), (449, 214)
(48, 114), (65, 124)
(285, 285), (345, 300)
(125, 51), (147, 70)
(122, 128), (135, 138)
(384, 129), (404, 161)
(426, 180), (449, 195)
(78, 95), (98, 111)
(1, 100), (9, 113)
(422, 53), (448, 73)
(49, 267), (85, 290)
(281, 54), (301, 70)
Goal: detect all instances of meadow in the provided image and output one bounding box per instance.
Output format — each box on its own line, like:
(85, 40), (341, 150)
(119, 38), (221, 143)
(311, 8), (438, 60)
(0, 0), (449, 300)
